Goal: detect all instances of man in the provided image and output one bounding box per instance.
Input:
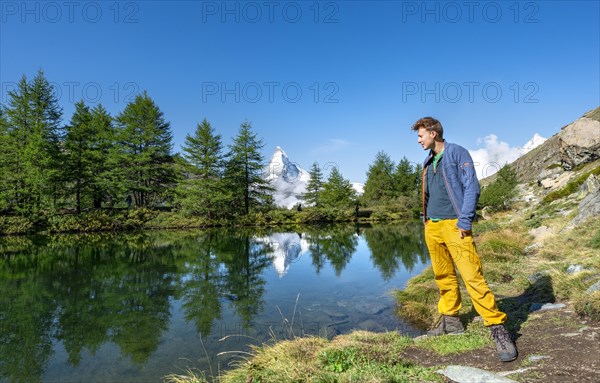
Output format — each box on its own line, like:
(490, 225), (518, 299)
(412, 117), (517, 362)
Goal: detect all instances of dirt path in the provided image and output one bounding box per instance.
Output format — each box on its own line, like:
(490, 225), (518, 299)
(400, 305), (600, 382)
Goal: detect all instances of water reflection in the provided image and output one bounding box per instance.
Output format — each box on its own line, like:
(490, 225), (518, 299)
(364, 223), (429, 281)
(0, 223), (428, 382)
(255, 232), (308, 277)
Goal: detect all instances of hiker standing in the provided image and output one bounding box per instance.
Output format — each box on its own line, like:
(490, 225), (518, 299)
(412, 117), (517, 362)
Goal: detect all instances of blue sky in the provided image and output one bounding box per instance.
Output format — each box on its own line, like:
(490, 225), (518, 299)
(1, 1), (599, 182)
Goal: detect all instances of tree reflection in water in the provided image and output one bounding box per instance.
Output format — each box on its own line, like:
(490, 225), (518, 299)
(0, 223), (427, 382)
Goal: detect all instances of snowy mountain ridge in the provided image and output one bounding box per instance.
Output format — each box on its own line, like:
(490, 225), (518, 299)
(265, 147), (310, 209)
(265, 146), (363, 209)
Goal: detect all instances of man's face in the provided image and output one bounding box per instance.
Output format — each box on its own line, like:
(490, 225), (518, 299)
(417, 128), (436, 151)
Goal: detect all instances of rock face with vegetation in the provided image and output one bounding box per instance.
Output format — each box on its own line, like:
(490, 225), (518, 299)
(511, 107), (600, 184)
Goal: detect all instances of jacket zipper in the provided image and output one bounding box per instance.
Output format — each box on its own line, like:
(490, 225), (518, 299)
(441, 163), (460, 218)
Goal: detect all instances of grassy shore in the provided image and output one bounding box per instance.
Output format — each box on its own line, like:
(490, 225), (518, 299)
(0, 200), (419, 236)
(164, 163), (600, 383)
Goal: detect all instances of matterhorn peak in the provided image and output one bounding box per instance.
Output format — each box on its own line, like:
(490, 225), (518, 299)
(267, 146), (302, 182)
(265, 146), (310, 208)
(271, 146), (287, 160)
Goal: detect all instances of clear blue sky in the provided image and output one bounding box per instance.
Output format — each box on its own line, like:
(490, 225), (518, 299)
(1, 1), (599, 182)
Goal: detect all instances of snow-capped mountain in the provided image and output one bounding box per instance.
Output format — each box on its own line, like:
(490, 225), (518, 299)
(469, 133), (547, 179)
(519, 133), (547, 154)
(265, 146), (364, 208)
(265, 147), (310, 209)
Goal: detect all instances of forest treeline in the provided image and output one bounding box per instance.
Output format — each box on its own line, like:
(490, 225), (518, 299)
(0, 70), (424, 234)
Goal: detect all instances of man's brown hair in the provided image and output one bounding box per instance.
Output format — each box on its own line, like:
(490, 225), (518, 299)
(411, 117), (443, 139)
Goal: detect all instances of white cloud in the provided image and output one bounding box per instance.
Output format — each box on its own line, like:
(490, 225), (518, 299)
(469, 133), (546, 180)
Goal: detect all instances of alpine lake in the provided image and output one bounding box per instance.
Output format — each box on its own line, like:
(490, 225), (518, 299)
(0, 222), (431, 382)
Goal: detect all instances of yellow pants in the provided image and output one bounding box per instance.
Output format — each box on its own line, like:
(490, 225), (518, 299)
(424, 219), (507, 326)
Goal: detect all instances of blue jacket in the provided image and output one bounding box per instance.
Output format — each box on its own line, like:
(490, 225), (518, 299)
(421, 141), (480, 230)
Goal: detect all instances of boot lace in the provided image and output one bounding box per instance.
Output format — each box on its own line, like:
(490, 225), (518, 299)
(491, 326), (512, 350)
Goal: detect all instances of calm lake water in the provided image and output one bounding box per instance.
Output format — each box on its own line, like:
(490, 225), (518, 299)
(0, 223), (430, 383)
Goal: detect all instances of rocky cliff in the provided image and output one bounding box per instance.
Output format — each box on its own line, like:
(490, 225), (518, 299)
(511, 107), (600, 184)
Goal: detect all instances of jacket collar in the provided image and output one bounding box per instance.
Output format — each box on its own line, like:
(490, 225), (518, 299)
(423, 140), (447, 166)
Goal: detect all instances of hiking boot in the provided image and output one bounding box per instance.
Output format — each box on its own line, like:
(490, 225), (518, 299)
(490, 324), (518, 362)
(427, 315), (465, 336)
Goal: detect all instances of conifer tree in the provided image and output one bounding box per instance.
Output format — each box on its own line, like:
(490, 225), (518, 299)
(62, 101), (94, 213)
(4, 71), (63, 215)
(224, 121), (273, 215)
(321, 166), (356, 208)
(61, 102), (116, 212)
(363, 151), (396, 203)
(114, 91), (176, 208)
(182, 118), (223, 179)
(29, 70), (64, 207)
(304, 162), (324, 207)
(394, 156), (415, 197)
(0, 106), (12, 212)
(176, 118), (230, 218)
(89, 104), (119, 208)
(413, 163), (423, 197)
(2, 77), (29, 213)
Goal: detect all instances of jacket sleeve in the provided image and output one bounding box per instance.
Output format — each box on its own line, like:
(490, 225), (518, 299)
(457, 148), (480, 231)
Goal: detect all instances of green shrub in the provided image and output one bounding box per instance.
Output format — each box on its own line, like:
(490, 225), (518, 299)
(46, 211), (117, 233)
(319, 347), (359, 373)
(0, 216), (34, 235)
(122, 208), (158, 229)
(144, 211), (209, 229)
(479, 165), (518, 211)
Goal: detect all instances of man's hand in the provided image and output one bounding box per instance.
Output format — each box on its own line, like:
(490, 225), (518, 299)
(459, 228), (472, 239)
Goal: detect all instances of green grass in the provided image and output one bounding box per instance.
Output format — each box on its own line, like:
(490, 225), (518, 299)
(575, 291), (600, 319)
(473, 220), (500, 233)
(591, 228), (600, 249)
(164, 369), (209, 383)
(214, 332), (443, 383)
(392, 267), (440, 329)
(415, 322), (491, 355)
